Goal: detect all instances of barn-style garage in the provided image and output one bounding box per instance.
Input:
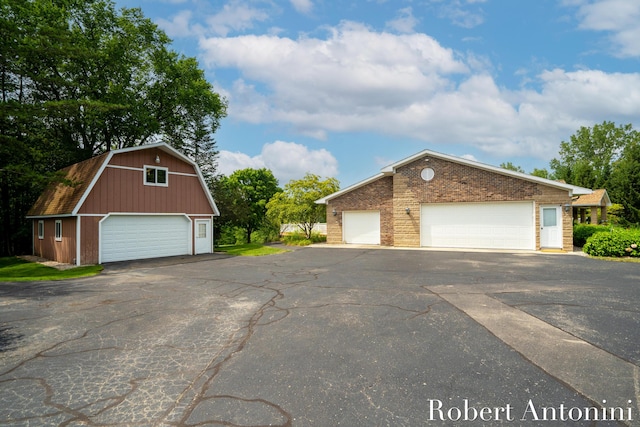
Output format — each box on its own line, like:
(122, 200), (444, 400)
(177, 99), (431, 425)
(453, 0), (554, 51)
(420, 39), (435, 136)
(28, 143), (218, 265)
(318, 149), (592, 252)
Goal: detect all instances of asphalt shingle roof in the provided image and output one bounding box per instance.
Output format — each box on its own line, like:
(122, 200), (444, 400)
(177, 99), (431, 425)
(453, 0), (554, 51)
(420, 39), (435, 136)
(27, 153), (108, 216)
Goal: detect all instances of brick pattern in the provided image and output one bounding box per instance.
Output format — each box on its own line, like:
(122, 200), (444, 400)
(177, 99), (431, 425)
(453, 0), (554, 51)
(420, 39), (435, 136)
(326, 154), (574, 251)
(326, 176), (393, 245)
(397, 157), (540, 203)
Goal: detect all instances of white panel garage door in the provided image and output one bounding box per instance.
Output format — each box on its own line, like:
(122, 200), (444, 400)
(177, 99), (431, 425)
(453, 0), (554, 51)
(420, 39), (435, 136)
(343, 211), (380, 245)
(101, 215), (191, 263)
(421, 202), (534, 250)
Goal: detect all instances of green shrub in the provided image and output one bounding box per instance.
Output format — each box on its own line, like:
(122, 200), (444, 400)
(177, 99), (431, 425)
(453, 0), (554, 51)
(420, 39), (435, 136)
(583, 229), (640, 257)
(573, 224), (610, 247)
(250, 227), (280, 244)
(282, 232), (310, 246)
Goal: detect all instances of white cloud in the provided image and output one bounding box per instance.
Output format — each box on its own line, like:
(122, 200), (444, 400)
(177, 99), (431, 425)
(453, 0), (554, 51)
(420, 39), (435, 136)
(218, 141), (338, 183)
(156, 10), (194, 38)
(570, 0), (640, 57)
(201, 21), (640, 162)
(206, 0), (269, 36)
(290, 0), (313, 14)
(385, 7), (419, 34)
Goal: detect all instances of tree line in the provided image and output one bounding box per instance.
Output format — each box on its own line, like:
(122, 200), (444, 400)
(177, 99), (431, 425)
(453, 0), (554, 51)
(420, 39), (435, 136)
(0, 0), (226, 255)
(2, 1), (637, 257)
(501, 121), (640, 224)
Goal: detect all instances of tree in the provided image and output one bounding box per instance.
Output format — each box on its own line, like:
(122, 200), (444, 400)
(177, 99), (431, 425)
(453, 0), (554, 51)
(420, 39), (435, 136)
(0, 0), (226, 255)
(549, 121), (637, 190)
(609, 140), (640, 224)
(218, 169), (280, 243)
(499, 162), (524, 173)
(266, 174), (340, 239)
(530, 168), (552, 179)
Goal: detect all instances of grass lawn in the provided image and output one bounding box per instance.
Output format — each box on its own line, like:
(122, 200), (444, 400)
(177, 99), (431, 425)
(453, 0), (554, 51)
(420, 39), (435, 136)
(215, 243), (288, 256)
(0, 257), (103, 282)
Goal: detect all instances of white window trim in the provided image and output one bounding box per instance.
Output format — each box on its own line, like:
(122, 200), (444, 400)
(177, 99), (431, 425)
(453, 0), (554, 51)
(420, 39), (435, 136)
(38, 220), (44, 239)
(143, 165), (169, 187)
(55, 220), (62, 242)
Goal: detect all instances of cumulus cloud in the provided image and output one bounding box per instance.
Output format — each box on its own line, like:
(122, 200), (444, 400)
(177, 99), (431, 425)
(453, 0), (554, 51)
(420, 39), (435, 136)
(218, 141), (338, 183)
(569, 0), (640, 57)
(201, 21), (640, 162)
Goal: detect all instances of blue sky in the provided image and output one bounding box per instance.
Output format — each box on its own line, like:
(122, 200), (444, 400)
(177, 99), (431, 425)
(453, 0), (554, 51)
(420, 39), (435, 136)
(116, 0), (640, 187)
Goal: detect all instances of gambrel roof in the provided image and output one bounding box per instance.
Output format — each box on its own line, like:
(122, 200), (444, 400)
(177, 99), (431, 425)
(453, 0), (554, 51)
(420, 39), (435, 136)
(27, 143), (219, 217)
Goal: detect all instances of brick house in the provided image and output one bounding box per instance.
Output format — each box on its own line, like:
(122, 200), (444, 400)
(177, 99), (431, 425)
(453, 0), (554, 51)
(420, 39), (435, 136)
(317, 149), (593, 251)
(27, 143), (219, 265)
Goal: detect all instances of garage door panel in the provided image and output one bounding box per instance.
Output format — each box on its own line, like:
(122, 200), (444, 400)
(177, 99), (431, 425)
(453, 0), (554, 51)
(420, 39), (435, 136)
(421, 203), (534, 250)
(343, 211), (380, 245)
(101, 215), (191, 263)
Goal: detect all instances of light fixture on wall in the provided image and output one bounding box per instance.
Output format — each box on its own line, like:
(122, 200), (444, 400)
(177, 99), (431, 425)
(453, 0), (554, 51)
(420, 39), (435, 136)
(155, 154), (160, 164)
(332, 209), (337, 216)
(405, 207), (411, 214)
(564, 204), (571, 213)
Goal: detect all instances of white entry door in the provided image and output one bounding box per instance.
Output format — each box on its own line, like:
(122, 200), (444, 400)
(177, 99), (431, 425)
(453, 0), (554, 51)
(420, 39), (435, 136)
(195, 219), (212, 254)
(540, 206), (562, 248)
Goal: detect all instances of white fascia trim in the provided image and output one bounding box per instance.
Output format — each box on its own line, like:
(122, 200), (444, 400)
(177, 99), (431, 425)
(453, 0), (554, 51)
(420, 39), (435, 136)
(382, 149), (593, 195)
(316, 173), (390, 204)
(76, 216), (81, 266)
(72, 151), (115, 215)
(26, 214), (76, 219)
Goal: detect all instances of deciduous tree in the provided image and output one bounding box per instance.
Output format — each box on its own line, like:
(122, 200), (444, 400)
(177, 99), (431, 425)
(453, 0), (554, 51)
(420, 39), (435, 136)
(266, 174), (340, 239)
(0, 0), (226, 255)
(217, 169), (280, 243)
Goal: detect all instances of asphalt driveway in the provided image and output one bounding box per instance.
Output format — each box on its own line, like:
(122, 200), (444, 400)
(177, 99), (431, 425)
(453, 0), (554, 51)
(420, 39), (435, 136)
(1, 247), (639, 426)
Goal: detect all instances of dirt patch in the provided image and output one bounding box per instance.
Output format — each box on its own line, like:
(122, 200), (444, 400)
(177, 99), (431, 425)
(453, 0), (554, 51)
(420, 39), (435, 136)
(17, 256), (76, 271)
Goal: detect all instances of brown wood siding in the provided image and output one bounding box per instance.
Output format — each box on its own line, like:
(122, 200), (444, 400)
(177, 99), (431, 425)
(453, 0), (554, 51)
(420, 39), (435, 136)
(78, 166), (214, 214)
(80, 216), (102, 265)
(109, 149), (194, 174)
(32, 218), (76, 264)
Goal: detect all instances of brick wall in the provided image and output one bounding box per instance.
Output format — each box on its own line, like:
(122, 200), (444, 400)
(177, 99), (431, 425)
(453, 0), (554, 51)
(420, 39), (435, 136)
(326, 176), (393, 245)
(392, 156), (572, 250)
(325, 154), (574, 251)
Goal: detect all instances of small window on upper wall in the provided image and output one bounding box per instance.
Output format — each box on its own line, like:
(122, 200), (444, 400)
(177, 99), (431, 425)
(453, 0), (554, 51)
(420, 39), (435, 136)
(38, 220), (44, 239)
(55, 220), (62, 241)
(144, 166), (168, 187)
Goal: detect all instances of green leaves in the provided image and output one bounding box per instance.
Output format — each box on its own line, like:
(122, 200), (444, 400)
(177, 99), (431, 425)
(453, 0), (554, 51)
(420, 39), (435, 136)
(266, 174), (339, 239)
(0, 0), (226, 255)
(550, 121), (640, 224)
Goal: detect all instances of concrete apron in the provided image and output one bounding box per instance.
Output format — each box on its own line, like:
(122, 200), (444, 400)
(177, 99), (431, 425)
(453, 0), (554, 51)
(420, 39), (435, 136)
(430, 286), (640, 427)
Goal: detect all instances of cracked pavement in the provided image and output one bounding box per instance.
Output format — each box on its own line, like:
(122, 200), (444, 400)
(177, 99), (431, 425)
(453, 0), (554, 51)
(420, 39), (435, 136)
(1, 247), (639, 426)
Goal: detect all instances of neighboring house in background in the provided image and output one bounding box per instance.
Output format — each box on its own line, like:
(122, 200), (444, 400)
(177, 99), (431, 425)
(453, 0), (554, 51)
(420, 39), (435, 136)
(27, 143), (219, 265)
(317, 149), (593, 252)
(572, 189), (612, 224)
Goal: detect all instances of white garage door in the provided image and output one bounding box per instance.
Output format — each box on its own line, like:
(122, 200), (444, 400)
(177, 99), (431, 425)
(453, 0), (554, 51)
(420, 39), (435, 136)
(343, 211), (380, 245)
(101, 215), (191, 263)
(421, 202), (534, 250)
